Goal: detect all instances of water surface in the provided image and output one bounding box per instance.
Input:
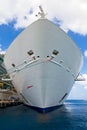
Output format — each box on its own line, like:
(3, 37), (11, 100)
(0, 100), (87, 130)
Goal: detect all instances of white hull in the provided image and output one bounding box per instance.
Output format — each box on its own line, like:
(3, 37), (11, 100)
(4, 19), (83, 112)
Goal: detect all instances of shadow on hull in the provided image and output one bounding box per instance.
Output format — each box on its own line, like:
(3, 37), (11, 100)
(24, 104), (63, 113)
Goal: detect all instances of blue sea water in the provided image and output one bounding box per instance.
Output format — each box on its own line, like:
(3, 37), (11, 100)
(0, 100), (87, 130)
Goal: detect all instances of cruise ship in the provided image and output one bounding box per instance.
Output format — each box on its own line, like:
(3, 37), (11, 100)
(0, 54), (8, 89)
(4, 6), (83, 112)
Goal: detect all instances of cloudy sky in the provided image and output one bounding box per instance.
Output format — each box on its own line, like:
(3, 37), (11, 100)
(0, 0), (87, 99)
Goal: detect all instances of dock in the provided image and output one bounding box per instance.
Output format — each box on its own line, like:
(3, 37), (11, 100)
(0, 54), (23, 108)
(0, 100), (23, 108)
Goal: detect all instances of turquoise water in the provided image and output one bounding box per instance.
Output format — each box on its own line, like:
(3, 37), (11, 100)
(0, 100), (87, 130)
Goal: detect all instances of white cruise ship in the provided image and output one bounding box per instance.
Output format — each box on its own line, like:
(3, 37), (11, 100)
(4, 7), (83, 112)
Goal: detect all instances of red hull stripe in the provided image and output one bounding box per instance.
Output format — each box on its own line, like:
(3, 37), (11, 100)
(27, 86), (32, 89)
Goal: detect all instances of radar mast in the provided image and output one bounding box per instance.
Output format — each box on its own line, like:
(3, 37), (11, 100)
(36, 5), (46, 19)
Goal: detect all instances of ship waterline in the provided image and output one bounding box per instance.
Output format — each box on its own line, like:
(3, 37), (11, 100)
(4, 18), (83, 112)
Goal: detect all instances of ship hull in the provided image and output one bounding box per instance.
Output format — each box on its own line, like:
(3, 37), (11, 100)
(4, 19), (83, 112)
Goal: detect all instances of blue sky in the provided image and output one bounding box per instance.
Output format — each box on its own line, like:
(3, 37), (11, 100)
(0, 0), (87, 99)
(68, 31), (87, 73)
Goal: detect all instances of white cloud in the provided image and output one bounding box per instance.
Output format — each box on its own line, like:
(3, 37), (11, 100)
(0, 47), (6, 54)
(0, 0), (87, 34)
(83, 74), (87, 89)
(84, 50), (87, 58)
(75, 74), (87, 89)
(42, 0), (87, 35)
(68, 73), (87, 99)
(84, 86), (87, 90)
(0, 0), (41, 28)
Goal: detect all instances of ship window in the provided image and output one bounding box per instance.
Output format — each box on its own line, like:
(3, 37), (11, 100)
(59, 93), (68, 103)
(27, 50), (34, 56)
(12, 63), (15, 67)
(37, 56), (40, 58)
(47, 56), (49, 57)
(52, 50), (59, 55)
(24, 61), (27, 63)
(60, 60), (63, 63)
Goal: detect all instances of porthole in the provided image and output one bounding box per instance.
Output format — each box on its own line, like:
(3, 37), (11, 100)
(12, 63), (15, 67)
(37, 56), (40, 58)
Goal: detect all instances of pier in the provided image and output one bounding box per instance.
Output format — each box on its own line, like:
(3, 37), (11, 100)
(0, 100), (22, 108)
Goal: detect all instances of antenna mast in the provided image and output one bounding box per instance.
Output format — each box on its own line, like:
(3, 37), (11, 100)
(36, 5), (46, 19)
